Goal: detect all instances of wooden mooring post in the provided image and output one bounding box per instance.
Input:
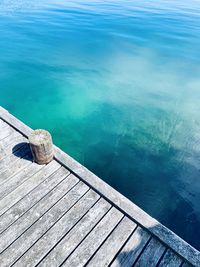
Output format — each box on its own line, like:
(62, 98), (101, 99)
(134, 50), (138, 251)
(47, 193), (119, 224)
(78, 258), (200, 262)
(28, 129), (54, 164)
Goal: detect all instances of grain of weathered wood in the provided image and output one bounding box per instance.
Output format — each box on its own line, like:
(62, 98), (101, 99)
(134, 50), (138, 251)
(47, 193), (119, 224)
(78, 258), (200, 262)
(0, 152), (32, 184)
(134, 237), (166, 266)
(86, 217), (137, 267)
(0, 130), (24, 149)
(0, 161), (59, 216)
(0, 160), (43, 201)
(0, 119), (7, 129)
(158, 249), (183, 266)
(29, 129), (54, 164)
(62, 207), (123, 267)
(0, 166), (68, 234)
(38, 198), (111, 267)
(0, 172), (77, 253)
(0, 143), (31, 173)
(0, 141), (25, 161)
(0, 122), (15, 140)
(0, 182), (91, 267)
(15, 198), (110, 267)
(0, 121), (14, 133)
(0, 131), (26, 160)
(111, 226), (151, 267)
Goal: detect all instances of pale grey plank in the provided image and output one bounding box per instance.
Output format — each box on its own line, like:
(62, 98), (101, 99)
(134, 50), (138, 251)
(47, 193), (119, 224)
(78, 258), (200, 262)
(158, 249), (183, 266)
(0, 119), (7, 129)
(0, 151), (32, 185)
(0, 185), (94, 267)
(38, 198), (111, 267)
(0, 172), (77, 253)
(0, 160), (43, 201)
(62, 207), (123, 267)
(134, 238), (166, 266)
(0, 165), (68, 233)
(0, 131), (26, 160)
(0, 130), (23, 148)
(0, 160), (60, 216)
(0, 121), (14, 133)
(0, 122), (15, 140)
(86, 217), (136, 267)
(0, 143), (31, 173)
(111, 226), (151, 267)
(15, 198), (111, 267)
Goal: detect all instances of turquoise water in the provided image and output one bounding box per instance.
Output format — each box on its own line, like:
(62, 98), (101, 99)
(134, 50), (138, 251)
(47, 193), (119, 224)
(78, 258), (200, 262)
(1, 0), (200, 249)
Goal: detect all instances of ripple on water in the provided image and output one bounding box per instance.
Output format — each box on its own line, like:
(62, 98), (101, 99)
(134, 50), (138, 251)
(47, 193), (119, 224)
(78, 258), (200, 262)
(0, 0), (200, 250)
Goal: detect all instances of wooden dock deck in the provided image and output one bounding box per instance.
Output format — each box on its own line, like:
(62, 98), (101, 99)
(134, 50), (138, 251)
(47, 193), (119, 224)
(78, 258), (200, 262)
(0, 106), (199, 267)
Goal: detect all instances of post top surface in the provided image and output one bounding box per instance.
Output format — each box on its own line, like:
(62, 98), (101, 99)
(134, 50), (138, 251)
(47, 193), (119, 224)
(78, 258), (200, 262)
(28, 129), (52, 145)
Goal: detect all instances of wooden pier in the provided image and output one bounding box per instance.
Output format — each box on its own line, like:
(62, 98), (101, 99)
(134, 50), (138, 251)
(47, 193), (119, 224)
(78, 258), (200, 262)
(0, 106), (199, 267)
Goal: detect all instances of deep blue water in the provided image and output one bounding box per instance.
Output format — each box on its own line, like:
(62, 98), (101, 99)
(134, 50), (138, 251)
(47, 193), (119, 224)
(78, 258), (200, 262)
(0, 0), (200, 249)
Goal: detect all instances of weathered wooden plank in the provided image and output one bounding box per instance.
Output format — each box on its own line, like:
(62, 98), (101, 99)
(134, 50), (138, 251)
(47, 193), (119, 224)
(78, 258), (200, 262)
(0, 165), (66, 232)
(0, 160), (60, 216)
(62, 207), (123, 267)
(38, 198), (111, 267)
(0, 129), (23, 148)
(0, 143), (31, 173)
(0, 131), (26, 160)
(0, 185), (94, 267)
(158, 249), (183, 266)
(0, 151), (32, 185)
(0, 119), (7, 129)
(15, 198), (111, 267)
(134, 238), (166, 266)
(0, 160), (43, 201)
(111, 226), (151, 267)
(0, 172), (77, 253)
(0, 164), (66, 233)
(0, 122), (15, 140)
(86, 217), (136, 267)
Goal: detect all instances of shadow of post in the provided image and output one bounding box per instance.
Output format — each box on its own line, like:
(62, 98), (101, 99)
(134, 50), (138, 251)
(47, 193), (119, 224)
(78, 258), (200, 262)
(12, 142), (33, 161)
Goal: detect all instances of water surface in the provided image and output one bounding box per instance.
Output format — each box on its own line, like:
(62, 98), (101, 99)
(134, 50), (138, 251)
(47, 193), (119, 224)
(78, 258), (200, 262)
(0, 0), (200, 249)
